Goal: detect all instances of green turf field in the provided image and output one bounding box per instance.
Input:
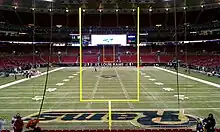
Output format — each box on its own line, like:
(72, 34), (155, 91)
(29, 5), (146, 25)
(0, 66), (220, 130)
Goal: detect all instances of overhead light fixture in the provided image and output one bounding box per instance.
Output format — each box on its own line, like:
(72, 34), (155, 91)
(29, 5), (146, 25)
(149, 8), (152, 12)
(42, 0), (54, 2)
(65, 8), (69, 13)
(183, 7), (187, 10)
(165, 8), (169, 11)
(115, 9), (119, 12)
(83, 9), (86, 12)
(99, 9), (103, 12)
(156, 24), (162, 27)
(13, 6), (17, 10)
(201, 5), (204, 8)
(48, 8), (52, 12)
(132, 9), (135, 12)
(31, 8), (35, 11)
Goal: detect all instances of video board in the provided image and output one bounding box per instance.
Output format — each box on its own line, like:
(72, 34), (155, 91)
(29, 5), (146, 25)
(91, 34), (127, 46)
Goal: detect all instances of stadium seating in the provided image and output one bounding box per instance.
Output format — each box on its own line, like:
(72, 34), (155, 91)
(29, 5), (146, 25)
(60, 56), (78, 63)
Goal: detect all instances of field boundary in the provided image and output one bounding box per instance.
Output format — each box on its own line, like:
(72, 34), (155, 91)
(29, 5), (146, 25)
(1, 108), (220, 112)
(0, 67), (65, 90)
(155, 67), (220, 88)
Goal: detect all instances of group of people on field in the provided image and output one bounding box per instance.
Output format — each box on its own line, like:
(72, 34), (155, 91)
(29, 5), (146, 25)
(0, 113), (41, 132)
(197, 113), (216, 132)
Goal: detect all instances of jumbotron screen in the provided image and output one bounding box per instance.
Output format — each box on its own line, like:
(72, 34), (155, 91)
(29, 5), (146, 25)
(70, 34), (91, 45)
(91, 34), (127, 46)
(127, 34), (136, 44)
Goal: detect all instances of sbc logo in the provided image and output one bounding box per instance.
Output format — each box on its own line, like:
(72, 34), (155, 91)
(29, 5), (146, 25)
(23, 110), (197, 128)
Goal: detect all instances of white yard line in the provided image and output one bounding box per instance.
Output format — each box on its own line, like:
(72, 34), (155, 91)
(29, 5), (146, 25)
(1, 95), (220, 99)
(155, 67), (220, 88)
(1, 108), (220, 112)
(2, 100), (220, 104)
(48, 75), (80, 110)
(85, 68), (103, 109)
(2, 91), (220, 95)
(0, 67), (65, 89)
(134, 69), (162, 107)
(114, 68), (134, 109)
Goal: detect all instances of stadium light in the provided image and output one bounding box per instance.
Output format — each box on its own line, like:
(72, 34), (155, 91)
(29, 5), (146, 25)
(31, 8), (35, 11)
(48, 8), (52, 12)
(132, 8), (135, 12)
(65, 8), (69, 13)
(99, 9), (103, 12)
(83, 9), (86, 12)
(201, 5), (204, 8)
(183, 7), (187, 10)
(42, 0), (54, 2)
(156, 24), (162, 27)
(13, 6), (17, 10)
(149, 7), (152, 12)
(115, 9), (119, 12)
(165, 8), (169, 11)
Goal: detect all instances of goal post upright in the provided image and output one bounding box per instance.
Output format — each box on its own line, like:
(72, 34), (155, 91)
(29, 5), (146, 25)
(79, 6), (140, 130)
(108, 101), (112, 130)
(79, 7), (83, 101)
(137, 6), (140, 101)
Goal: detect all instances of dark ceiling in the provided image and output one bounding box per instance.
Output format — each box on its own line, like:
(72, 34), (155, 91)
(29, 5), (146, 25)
(0, 0), (219, 9)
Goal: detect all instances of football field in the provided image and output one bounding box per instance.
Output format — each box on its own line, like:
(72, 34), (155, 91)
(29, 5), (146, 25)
(0, 66), (220, 130)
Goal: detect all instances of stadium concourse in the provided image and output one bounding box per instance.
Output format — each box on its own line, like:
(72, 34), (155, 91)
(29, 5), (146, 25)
(1, 0), (220, 132)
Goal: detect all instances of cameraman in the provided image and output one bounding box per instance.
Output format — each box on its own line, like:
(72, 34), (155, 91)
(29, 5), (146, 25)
(203, 113), (216, 132)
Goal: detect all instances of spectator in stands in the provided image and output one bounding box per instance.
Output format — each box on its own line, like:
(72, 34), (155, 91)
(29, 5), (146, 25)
(203, 113), (216, 132)
(0, 117), (6, 132)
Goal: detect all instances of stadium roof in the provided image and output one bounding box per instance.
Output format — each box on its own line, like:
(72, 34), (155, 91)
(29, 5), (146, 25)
(0, 0), (220, 13)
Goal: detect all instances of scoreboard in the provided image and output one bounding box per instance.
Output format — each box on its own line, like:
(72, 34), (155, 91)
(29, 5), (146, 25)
(67, 34), (146, 46)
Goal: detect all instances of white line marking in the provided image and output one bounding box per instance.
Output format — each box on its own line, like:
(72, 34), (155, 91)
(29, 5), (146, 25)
(68, 76), (74, 78)
(46, 88), (57, 92)
(155, 67), (220, 88)
(5, 100), (220, 104)
(1, 108), (220, 112)
(149, 78), (156, 81)
(63, 79), (70, 82)
(2, 91), (220, 94)
(73, 74), (78, 76)
(185, 85), (194, 87)
(32, 96), (43, 101)
(163, 88), (174, 91)
(114, 68), (134, 109)
(0, 67), (64, 90)
(144, 76), (151, 78)
(86, 68), (103, 109)
(174, 95), (189, 100)
(140, 71), (146, 76)
(0, 95), (219, 99)
(154, 82), (164, 85)
(56, 83), (64, 86)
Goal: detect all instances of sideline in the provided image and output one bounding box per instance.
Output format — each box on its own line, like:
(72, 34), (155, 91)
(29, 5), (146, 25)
(0, 67), (65, 89)
(154, 67), (220, 88)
